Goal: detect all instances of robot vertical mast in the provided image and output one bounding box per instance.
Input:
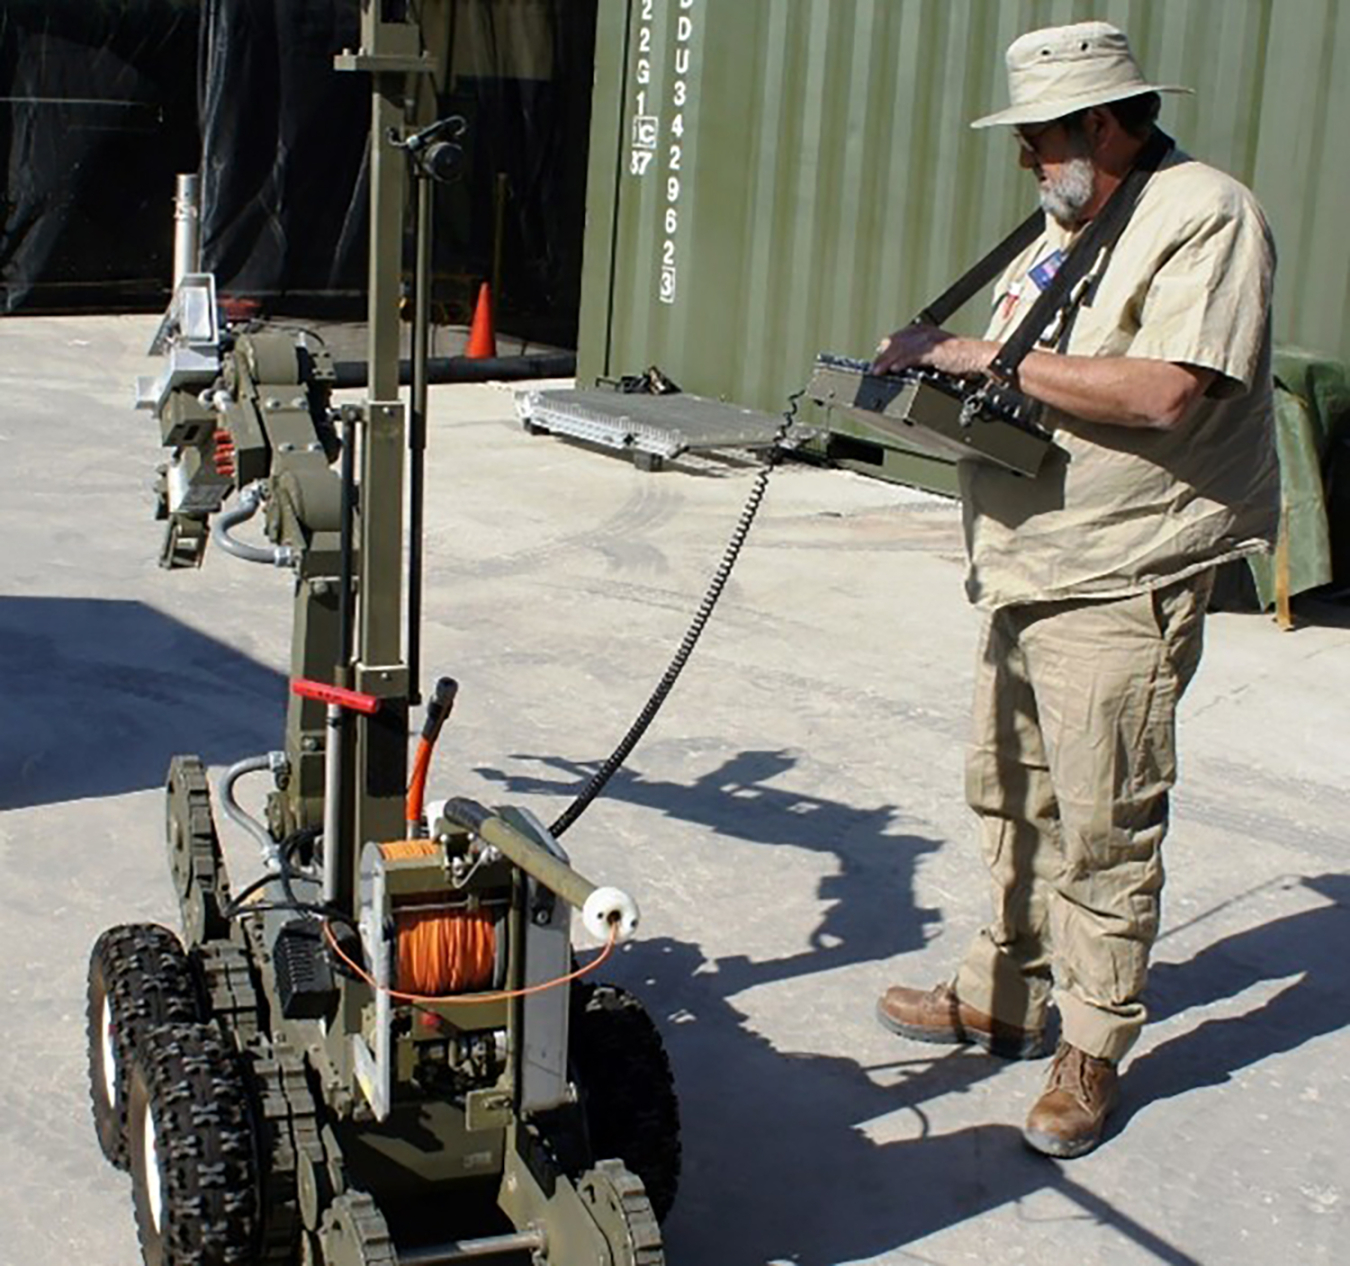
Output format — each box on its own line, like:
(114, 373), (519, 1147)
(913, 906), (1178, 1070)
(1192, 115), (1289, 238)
(333, 3), (436, 905)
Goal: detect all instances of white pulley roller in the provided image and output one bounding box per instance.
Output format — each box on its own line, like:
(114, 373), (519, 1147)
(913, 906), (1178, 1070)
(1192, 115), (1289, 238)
(582, 886), (640, 942)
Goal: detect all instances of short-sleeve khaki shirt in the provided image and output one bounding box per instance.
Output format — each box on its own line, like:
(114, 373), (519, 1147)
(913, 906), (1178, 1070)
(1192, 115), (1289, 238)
(960, 148), (1280, 610)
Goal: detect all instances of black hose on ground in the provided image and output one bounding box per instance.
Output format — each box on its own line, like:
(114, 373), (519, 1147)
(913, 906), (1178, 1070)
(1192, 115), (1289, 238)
(331, 352), (576, 390)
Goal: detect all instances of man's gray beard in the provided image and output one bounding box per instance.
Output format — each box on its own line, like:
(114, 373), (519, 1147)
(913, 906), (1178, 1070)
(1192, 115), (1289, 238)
(1040, 155), (1096, 227)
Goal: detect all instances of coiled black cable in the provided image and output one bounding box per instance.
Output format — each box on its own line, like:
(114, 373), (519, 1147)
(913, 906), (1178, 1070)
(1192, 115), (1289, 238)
(548, 392), (804, 838)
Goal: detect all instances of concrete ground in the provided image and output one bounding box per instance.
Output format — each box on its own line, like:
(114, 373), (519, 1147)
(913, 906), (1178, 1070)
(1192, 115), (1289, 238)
(1, 314), (1347, 1265)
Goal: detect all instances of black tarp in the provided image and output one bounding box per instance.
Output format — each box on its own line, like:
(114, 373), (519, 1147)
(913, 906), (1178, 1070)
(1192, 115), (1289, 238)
(0, 0), (200, 312)
(196, 0), (369, 306)
(199, 0), (597, 343)
(440, 0), (598, 344)
(2, 0), (597, 345)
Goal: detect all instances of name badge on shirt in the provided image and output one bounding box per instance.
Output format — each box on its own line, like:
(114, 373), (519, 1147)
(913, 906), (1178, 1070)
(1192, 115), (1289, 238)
(1028, 248), (1066, 292)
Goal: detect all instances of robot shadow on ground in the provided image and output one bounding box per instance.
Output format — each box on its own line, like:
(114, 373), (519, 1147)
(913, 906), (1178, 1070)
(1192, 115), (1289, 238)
(477, 747), (945, 979)
(0, 595), (284, 810)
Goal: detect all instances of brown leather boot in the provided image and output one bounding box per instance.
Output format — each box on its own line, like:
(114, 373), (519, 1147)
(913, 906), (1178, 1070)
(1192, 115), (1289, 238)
(1023, 1042), (1119, 1158)
(875, 983), (1046, 1059)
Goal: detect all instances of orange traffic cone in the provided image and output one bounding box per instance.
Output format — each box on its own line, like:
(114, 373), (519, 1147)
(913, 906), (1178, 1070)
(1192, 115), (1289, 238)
(465, 281), (497, 359)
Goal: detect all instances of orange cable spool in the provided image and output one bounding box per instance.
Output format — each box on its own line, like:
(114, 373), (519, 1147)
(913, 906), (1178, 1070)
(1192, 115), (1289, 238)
(382, 840), (441, 862)
(322, 919), (615, 1006)
(379, 841), (497, 996)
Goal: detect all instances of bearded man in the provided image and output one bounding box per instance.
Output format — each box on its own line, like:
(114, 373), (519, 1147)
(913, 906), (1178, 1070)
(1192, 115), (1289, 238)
(871, 21), (1279, 1158)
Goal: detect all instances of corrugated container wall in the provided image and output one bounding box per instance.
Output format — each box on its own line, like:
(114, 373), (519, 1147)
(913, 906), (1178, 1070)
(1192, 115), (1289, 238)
(578, 0), (1350, 424)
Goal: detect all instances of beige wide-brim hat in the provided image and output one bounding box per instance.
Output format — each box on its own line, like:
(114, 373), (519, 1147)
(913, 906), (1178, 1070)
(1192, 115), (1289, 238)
(971, 20), (1191, 129)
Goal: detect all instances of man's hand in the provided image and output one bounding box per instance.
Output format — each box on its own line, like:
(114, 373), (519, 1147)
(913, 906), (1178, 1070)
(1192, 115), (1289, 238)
(870, 325), (999, 378)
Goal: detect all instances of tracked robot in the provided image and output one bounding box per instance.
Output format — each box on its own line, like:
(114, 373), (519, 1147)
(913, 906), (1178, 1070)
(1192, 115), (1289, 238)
(86, 7), (680, 1264)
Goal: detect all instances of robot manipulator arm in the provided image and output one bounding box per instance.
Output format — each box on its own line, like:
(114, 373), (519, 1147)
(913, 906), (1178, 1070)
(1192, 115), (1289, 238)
(152, 330), (341, 571)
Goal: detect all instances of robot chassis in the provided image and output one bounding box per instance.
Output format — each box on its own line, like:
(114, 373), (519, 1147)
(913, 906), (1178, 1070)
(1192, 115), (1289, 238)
(85, 7), (680, 1264)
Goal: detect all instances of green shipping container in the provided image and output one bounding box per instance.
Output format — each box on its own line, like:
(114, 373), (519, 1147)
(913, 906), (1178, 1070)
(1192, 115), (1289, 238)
(577, 0), (1350, 489)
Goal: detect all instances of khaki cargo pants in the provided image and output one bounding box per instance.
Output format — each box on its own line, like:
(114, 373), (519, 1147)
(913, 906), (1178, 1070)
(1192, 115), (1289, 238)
(952, 572), (1212, 1064)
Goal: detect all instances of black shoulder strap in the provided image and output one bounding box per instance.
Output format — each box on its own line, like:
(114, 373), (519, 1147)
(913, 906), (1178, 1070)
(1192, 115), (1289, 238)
(911, 208), (1045, 328)
(987, 128), (1173, 385)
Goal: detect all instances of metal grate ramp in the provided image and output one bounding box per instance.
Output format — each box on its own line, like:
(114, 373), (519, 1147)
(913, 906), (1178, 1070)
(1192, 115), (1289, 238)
(514, 388), (790, 470)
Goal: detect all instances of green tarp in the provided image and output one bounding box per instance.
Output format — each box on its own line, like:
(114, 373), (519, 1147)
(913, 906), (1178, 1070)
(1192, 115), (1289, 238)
(1247, 349), (1350, 609)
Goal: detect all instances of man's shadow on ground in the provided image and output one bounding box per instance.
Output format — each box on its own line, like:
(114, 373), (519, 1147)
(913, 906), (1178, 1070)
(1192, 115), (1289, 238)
(609, 934), (1205, 1266)
(1121, 872), (1350, 1127)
